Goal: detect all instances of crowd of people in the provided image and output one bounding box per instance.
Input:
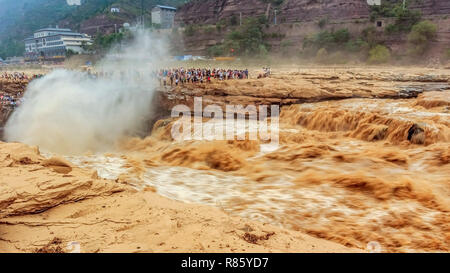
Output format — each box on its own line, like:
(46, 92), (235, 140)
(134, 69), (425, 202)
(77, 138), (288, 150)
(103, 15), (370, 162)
(0, 67), (270, 110)
(0, 72), (44, 82)
(258, 67), (271, 79)
(0, 93), (22, 107)
(84, 67), (253, 87)
(0, 72), (29, 81)
(0, 72), (32, 109)
(155, 68), (250, 87)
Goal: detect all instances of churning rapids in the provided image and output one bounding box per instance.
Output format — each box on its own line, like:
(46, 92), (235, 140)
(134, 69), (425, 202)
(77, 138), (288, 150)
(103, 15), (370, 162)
(43, 91), (449, 253)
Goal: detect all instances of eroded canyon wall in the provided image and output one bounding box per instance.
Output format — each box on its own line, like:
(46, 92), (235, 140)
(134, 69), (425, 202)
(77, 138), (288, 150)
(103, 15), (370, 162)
(176, 0), (450, 25)
(175, 0), (373, 25)
(174, 0), (450, 57)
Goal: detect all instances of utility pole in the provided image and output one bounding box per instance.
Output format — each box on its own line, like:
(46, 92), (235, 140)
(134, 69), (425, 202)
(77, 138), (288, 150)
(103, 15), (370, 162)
(141, 0), (145, 29)
(240, 12), (242, 26)
(274, 9), (277, 25)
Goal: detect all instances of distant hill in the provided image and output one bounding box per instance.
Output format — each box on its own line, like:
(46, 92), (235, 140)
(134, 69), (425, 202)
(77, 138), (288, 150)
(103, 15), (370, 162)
(0, 0), (188, 58)
(0, 0), (77, 58)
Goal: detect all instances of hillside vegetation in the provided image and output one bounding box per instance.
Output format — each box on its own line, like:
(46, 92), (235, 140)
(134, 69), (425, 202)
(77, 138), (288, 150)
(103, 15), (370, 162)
(193, 0), (443, 65)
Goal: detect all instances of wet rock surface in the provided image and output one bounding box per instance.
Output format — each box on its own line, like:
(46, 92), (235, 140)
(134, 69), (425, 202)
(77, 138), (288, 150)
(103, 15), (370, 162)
(0, 142), (125, 218)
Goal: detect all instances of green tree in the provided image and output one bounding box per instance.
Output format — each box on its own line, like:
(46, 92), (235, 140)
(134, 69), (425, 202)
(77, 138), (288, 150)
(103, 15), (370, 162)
(184, 25), (196, 37)
(361, 26), (379, 47)
(333, 29), (350, 44)
(391, 4), (421, 32)
(208, 17), (270, 57)
(370, 2), (421, 33)
(345, 39), (369, 53)
(318, 18), (328, 29)
(216, 19), (227, 33)
(226, 17), (266, 56)
(304, 29), (350, 50)
(88, 31), (129, 53)
(208, 44), (225, 57)
(368, 45), (391, 64)
(66, 49), (78, 58)
(407, 20), (437, 55)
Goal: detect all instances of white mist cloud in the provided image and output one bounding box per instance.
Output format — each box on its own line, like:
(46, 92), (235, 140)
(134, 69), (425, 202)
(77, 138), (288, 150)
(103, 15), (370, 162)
(5, 30), (168, 154)
(66, 0), (81, 6)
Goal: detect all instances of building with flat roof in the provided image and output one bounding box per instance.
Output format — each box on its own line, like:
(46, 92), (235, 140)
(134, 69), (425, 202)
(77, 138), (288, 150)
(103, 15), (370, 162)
(24, 27), (92, 61)
(151, 5), (176, 29)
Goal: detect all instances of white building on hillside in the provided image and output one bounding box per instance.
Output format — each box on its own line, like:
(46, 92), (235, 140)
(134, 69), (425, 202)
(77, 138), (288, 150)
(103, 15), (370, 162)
(24, 27), (92, 61)
(151, 5), (176, 29)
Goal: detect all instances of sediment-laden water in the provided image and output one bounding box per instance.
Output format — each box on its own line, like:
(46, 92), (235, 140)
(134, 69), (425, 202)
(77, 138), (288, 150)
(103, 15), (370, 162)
(59, 93), (449, 253)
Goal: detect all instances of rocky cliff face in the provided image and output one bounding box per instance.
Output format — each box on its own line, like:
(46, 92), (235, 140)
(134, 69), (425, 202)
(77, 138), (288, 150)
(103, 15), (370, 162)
(176, 0), (373, 25)
(175, 0), (450, 57)
(79, 14), (126, 36)
(409, 0), (450, 15)
(175, 0), (268, 25)
(278, 0), (370, 23)
(176, 0), (450, 26)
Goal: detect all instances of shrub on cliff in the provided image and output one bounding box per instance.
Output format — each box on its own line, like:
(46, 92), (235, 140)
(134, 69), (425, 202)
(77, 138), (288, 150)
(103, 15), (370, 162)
(371, 2), (421, 33)
(261, 0), (284, 6)
(303, 28), (374, 61)
(223, 17), (266, 56)
(208, 16), (268, 57)
(216, 19), (227, 32)
(203, 25), (216, 34)
(391, 4), (422, 32)
(368, 45), (391, 64)
(310, 31), (334, 49)
(184, 25), (196, 37)
(315, 49), (348, 64)
(384, 23), (398, 35)
(345, 39), (369, 53)
(407, 21), (437, 56)
(329, 51), (348, 64)
(369, 2), (396, 21)
(333, 29), (351, 44)
(305, 29), (350, 50)
(361, 26), (380, 48)
(446, 49), (450, 60)
(208, 45), (225, 57)
(318, 18), (328, 29)
(315, 48), (328, 63)
(370, 1), (422, 35)
(88, 32), (128, 53)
